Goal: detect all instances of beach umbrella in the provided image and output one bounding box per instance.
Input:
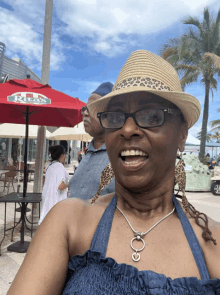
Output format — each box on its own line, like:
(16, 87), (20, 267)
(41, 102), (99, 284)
(0, 123), (52, 184)
(0, 78), (85, 197)
(0, 78), (85, 253)
(49, 121), (92, 141)
(0, 123), (51, 139)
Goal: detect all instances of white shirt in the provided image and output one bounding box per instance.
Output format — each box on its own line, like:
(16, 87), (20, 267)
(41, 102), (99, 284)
(39, 161), (70, 225)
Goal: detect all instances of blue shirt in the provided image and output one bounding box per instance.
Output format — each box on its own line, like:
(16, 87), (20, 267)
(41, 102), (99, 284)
(68, 141), (115, 200)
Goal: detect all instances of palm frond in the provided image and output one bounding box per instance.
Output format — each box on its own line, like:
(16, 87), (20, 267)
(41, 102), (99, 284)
(175, 64), (200, 72)
(188, 28), (200, 42)
(180, 71), (200, 87)
(160, 37), (180, 57)
(203, 7), (210, 31)
(210, 77), (218, 90)
(216, 43), (220, 57)
(215, 9), (220, 27)
(210, 126), (220, 132)
(183, 16), (202, 31)
(202, 53), (220, 70)
(210, 88), (214, 101)
(161, 48), (178, 60)
(210, 119), (220, 128)
(210, 10), (220, 51)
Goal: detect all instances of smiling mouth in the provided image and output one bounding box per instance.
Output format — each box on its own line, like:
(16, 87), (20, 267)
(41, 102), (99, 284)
(120, 150), (149, 167)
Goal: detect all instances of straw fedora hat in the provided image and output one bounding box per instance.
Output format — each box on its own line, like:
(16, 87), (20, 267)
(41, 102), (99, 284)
(88, 50), (201, 129)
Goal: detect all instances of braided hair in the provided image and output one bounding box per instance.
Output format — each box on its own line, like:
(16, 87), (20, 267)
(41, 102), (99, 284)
(174, 192), (217, 245)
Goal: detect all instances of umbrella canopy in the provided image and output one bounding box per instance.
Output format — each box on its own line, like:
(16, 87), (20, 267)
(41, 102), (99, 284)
(49, 121), (92, 141)
(0, 78), (85, 198)
(0, 123), (51, 139)
(0, 79), (85, 127)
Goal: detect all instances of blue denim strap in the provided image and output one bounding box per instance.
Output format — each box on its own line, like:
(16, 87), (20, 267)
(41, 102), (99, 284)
(172, 195), (210, 280)
(90, 195), (117, 255)
(90, 194), (210, 280)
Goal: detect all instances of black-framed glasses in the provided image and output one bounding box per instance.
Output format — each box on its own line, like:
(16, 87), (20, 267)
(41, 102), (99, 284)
(97, 108), (181, 129)
(81, 106), (89, 115)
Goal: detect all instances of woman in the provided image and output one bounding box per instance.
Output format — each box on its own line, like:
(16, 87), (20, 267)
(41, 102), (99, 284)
(206, 153), (211, 166)
(7, 51), (220, 294)
(38, 145), (69, 225)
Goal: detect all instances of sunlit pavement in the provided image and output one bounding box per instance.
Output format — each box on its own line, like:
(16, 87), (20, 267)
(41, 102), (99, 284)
(0, 175), (220, 294)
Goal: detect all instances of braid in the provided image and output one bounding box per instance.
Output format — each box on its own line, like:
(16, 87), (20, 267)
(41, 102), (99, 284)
(174, 192), (217, 245)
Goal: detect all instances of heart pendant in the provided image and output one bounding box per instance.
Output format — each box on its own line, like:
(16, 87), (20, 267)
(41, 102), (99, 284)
(132, 252), (140, 262)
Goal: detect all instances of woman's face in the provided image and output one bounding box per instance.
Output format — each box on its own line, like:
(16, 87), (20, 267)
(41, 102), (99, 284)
(59, 153), (66, 165)
(105, 92), (187, 192)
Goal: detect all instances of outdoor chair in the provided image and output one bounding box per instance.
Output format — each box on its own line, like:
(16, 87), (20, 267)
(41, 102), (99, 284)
(7, 158), (13, 166)
(15, 162), (24, 181)
(29, 162), (35, 181)
(0, 168), (17, 194)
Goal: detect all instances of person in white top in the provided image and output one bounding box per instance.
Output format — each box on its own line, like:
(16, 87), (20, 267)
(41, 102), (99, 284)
(39, 145), (70, 225)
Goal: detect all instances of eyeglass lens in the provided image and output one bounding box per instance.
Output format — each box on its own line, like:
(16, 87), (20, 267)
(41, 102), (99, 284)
(100, 109), (164, 128)
(81, 106), (88, 115)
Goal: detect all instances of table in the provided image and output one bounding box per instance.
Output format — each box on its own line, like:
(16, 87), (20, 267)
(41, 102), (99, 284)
(0, 192), (42, 255)
(27, 162), (35, 165)
(0, 170), (9, 174)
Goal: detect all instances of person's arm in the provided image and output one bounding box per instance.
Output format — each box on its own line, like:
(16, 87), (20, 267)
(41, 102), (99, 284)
(58, 180), (69, 191)
(7, 201), (71, 295)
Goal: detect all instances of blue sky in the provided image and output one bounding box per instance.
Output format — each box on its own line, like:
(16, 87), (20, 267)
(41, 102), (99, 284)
(0, 0), (219, 138)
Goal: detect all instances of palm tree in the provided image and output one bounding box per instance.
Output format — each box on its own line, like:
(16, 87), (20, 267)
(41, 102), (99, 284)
(210, 131), (220, 142)
(196, 131), (213, 142)
(210, 108), (220, 132)
(160, 7), (220, 163)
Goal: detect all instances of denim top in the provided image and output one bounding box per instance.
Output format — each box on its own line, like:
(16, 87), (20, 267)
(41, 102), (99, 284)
(62, 195), (220, 294)
(68, 141), (115, 200)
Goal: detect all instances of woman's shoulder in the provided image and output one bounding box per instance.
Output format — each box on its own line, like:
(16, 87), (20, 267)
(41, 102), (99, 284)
(176, 198), (220, 278)
(59, 193), (115, 216)
(187, 211), (220, 279)
(56, 194), (115, 256)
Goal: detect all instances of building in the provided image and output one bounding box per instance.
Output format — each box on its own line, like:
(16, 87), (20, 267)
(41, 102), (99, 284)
(0, 42), (42, 169)
(0, 42), (41, 82)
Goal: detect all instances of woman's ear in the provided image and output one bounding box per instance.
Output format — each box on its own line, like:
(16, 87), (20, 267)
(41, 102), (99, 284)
(178, 122), (188, 152)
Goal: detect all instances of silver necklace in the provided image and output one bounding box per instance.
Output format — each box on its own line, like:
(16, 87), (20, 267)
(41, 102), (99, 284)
(116, 204), (175, 262)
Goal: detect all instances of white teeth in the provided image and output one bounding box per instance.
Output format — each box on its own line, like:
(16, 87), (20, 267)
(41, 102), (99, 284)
(121, 150), (147, 157)
(124, 161), (140, 165)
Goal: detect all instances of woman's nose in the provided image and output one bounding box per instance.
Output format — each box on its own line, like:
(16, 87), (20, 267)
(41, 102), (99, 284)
(120, 117), (142, 139)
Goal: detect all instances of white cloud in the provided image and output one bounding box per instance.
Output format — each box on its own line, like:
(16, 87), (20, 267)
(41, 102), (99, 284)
(54, 0), (217, 56)
(0, 0), (218, 69)
(0, 2), (65, 71)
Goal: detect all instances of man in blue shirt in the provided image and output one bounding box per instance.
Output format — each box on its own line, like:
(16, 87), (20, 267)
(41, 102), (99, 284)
(68, 82), (115, 200)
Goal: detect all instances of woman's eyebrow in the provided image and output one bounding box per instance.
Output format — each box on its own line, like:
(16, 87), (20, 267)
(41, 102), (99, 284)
(107, 102), (124, 110)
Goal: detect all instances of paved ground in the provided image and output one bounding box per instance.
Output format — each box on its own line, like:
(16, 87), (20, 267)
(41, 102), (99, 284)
(0, 167), (220, 294)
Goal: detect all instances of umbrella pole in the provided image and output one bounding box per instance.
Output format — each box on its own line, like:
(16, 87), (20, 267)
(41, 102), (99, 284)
(17, 138), (22, 186)
(23, 107), (29, 198)
(7, 106), (30, 253)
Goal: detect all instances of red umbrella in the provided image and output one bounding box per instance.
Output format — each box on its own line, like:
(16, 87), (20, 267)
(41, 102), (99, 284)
(0, 79), (85, 127)
(0, 79), (85, 253)
(0, 78), (86, 197)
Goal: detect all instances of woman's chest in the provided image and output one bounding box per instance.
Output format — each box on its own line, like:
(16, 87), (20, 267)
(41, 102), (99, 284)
(105, 216), (202, 280)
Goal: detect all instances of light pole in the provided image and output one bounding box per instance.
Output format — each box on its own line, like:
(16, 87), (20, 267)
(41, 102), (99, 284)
(33, 0), (53, 195)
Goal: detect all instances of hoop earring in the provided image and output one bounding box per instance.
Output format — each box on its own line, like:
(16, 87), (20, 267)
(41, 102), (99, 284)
(174, 151), (190, 213)
(91, 163), (115, 205)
